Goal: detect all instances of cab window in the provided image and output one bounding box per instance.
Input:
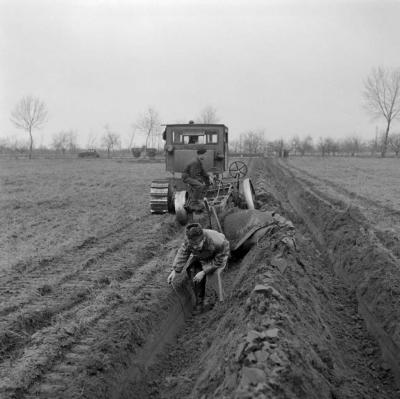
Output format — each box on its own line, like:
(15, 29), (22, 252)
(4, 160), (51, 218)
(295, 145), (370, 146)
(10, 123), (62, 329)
(182, 134), (205, 144)
(206, 132), (218, 144)
(172, 130), (180, 143)
(172, 129), (218, 144)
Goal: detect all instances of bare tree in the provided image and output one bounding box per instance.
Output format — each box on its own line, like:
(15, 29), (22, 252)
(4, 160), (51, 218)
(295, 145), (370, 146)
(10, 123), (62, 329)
(298, 135), (314, 156)
(67, 131), (77, 152)
(230, 133), (247, 154)
(242, 130), (266, 154)
(363, 67), (400, 157)
(3, 137), (29, 158)
(269, 139), (285, 157)
(367, 131), (381, 156)
(318, 137), (329, 157)
(135, 107), (161, 151)
(317, 137), (339, 156)
(87, 131), (98, 149)
(291, 135), (301, 155)
(10, 95), (48, 159)
(328, 138), (340, 156)
(230, 138), (243, 154)
(197, 106), (220, 124)
(128, 124), (136, 149)
(0, 138), (8, 154)
(52, 130), (77, 154)
(389, 133), (400, 157)
(102, 124), (121, 158)
(341, 136), (363, 156)
(52, 131), (69, 154)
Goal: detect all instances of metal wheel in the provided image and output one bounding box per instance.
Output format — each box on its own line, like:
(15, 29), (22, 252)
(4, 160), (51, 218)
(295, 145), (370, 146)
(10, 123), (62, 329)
(167, 183), (175, 213)
(228, 161), (248, 178)
(176, 208), (188, 225)
(174, 191), (188, 225)
(242, 178), (256, 210)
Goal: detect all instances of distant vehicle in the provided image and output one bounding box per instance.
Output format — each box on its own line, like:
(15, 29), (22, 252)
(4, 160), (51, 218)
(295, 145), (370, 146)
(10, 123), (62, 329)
(78, 149), (100, 158)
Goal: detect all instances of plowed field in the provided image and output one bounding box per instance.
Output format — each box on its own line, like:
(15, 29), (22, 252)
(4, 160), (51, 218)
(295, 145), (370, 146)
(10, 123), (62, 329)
(1, 157), (399, 399)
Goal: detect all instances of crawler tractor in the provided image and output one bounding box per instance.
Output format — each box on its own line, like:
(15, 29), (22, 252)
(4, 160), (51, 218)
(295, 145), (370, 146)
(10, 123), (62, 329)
(150, 122), (256, 225)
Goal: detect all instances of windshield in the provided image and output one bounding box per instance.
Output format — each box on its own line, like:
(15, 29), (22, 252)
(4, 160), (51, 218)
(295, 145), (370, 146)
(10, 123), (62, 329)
(172, 129), (218, 144)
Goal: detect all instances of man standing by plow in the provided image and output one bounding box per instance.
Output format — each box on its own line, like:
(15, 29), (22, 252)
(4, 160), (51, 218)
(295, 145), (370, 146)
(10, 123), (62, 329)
(167, 223), (230, 314)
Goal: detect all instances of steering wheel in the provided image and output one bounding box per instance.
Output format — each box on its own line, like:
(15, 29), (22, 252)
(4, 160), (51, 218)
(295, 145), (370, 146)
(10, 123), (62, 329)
(228, 161), (248, 178)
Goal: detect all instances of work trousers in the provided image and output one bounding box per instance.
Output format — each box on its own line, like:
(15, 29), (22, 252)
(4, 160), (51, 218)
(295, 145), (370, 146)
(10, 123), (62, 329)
(186, 259), (206, 304)
(184, 177), (207, 201)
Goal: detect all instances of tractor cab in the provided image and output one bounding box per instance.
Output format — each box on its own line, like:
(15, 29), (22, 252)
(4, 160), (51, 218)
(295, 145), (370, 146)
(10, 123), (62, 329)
(163, 122), (228, 178)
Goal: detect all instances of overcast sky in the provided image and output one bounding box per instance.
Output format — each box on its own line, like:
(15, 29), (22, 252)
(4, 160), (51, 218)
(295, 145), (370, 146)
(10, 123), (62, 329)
(1, 0), (400, 148)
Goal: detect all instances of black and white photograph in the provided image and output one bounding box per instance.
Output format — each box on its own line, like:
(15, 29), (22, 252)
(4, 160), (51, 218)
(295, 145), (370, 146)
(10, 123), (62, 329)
(1, 0), (400, 398)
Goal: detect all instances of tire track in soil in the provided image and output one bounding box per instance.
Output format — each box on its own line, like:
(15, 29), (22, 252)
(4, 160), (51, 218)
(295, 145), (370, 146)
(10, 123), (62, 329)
(23, 259), (174, 398)
(287, 162), (400, 216)
(22, 246), (192, 399)
(131, 158), (398, 399)
(0, 216), (153, 358)
(0, 213), (157, 314)
(281, 161), (400, 259)
(1, 213), (149, 306)
(0, 212), (183, 396)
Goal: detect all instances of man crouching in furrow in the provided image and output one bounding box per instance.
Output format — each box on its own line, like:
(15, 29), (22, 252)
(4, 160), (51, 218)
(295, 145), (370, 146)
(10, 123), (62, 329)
(167, 223), (230, 314)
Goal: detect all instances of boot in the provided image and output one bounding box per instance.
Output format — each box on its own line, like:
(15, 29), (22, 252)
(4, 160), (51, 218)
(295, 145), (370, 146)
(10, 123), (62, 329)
(190, 200), (205, 212)
(203, 297), (215, 311)
(192, 298), (204, 315)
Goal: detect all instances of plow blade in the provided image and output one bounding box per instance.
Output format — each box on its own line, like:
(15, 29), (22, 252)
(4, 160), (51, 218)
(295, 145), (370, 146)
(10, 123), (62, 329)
(220, 209), (294, 251)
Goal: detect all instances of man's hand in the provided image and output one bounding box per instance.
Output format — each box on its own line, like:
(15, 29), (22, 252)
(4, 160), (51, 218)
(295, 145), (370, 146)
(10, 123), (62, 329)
(193, 270), (205, 283)
(167, 270), (176, 284)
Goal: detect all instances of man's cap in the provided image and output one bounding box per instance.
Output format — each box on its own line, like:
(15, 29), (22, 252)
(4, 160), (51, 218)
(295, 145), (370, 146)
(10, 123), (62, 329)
(197, 148), (207, 155)
(186, 223), (204, 242)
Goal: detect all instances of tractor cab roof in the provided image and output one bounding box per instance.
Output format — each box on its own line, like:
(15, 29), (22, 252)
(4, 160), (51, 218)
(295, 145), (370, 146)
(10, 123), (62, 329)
(163, 123), (228, 129)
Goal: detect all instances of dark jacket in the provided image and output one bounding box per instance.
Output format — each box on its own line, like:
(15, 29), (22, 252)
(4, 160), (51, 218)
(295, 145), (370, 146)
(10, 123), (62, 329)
(172, 229), (230, 275)
(182, 158), (209, 185)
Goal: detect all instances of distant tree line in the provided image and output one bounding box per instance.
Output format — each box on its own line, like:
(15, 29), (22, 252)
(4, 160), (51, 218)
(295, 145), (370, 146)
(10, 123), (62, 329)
(2, 103), (222, 159)
(229, 131), (400, 157)
(3, 119), (400, 159)
(5, 65), (400, 159)
(4, 127), (399, 158)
